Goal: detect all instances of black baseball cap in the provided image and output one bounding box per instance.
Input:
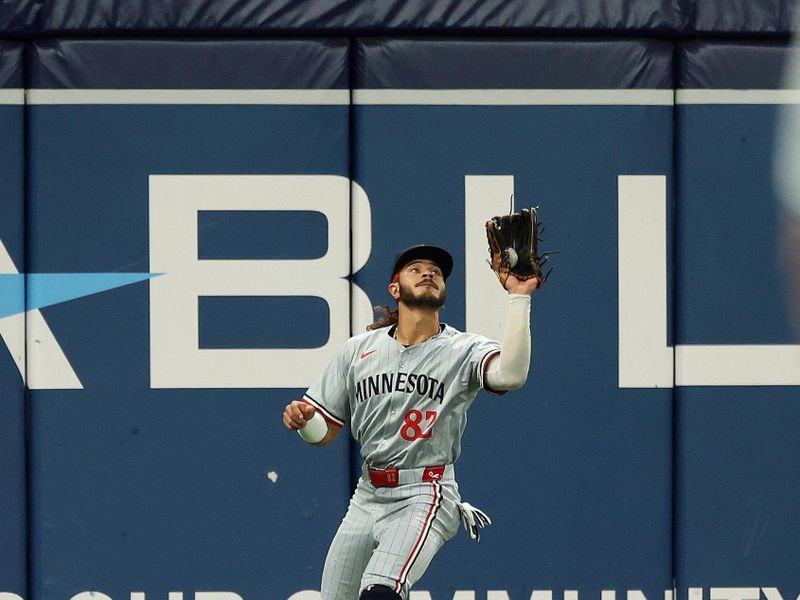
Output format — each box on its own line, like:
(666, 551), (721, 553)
(391, 245), (454, 281)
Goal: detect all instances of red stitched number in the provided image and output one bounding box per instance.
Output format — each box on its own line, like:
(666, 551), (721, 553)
(400, 409), (438, 441)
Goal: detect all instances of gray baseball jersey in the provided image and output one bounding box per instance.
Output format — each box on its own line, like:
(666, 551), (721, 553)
(303, 323), (504, 470)
(304, 322), (504, 599)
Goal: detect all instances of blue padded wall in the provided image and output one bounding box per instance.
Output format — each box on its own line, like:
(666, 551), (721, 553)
(0, 4), (796, 599)
(675, 42), (800, 591)
(0, 2), (39, 36)
(353, 38), (674, 598)
(0, 41), (27, 599)
(3, 1), (799, 36)
(692, 0), (793, 34)
(35, 1), (690, 35)
(26, 39), (352, 600)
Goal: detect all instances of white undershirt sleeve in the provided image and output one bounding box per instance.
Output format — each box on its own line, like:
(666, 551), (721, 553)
(483, 293), (532, 391)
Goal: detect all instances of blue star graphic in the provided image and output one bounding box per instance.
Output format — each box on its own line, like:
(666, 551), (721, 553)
(0, 273), (162, 318)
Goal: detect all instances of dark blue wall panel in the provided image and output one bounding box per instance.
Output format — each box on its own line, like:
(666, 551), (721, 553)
(675, 42), (800, 592)
(0, 42), (27, 599)
(26, 39), (351, 600)
(693, 0), (791, 35)
(679, 42), (791, 89)
(353, 38), (674, 598)
(36, 0), (690, 35)
(5, 0), (800, 37)
(29, 39), (349, 89)
(0, 1), (40, 36)
(357, 38), (673, 89)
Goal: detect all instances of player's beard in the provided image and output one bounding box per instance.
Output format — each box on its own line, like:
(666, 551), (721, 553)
(398, 282), (446, 311)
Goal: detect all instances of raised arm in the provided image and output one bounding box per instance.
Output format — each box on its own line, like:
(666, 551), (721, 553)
(483, 274), (538, 391)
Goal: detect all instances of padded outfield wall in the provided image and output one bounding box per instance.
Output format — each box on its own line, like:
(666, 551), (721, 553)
(0, 2), (799, 600)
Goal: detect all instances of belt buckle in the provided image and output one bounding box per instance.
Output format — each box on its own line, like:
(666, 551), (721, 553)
(369, 467), (399, 487)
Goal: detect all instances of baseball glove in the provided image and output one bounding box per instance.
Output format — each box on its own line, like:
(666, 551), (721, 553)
(485, 206), (552, 288)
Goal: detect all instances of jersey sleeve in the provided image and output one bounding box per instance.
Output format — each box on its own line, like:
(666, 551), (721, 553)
(459, 335), (506, 397)
(303, 341), (353, 427)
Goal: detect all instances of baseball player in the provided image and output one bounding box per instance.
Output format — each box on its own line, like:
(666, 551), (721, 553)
(282, 244), (538, 600)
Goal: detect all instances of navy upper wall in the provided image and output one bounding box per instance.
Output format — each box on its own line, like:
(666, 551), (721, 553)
(0, 0), (797, 37)
(28, 39), (349, 88)
(355, 38), (673, 88)
(678, 42), (794, 88)
(0, 44), (23, 86)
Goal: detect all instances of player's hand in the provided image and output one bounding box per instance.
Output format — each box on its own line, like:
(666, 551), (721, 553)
(504, 273), (540, 295)
(283, 400), (316, 431)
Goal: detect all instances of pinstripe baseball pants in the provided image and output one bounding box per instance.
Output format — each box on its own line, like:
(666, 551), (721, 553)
(320, 475), (461, 599)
